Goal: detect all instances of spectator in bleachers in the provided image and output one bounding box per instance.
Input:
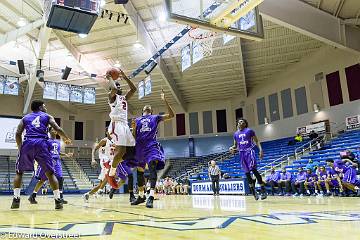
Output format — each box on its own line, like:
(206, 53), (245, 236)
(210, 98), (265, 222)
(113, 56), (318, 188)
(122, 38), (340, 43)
(277, 168), (292, 196)
(265, 167), (280, 196)
(295, 133), (303, 143)
(292, 167), (306, 196)
(317, 166), (331, 196)
(305, 159), (319, 172)
(163, 177), (173, 195)
(182, 177), (190, 195)
(340, 150), (356, 161)
(304, 169), (318, 196)
(309, 130), (319, 141)
(208, 160), (221, 196)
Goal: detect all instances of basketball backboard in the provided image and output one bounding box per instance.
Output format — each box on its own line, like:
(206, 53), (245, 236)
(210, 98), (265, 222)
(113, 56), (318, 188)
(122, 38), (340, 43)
(165, 0), (264, 41)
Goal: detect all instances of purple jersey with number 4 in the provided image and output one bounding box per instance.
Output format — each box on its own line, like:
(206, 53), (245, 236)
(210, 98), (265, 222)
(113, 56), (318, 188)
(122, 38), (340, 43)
(16, 111), (54, 174)
(234, 128), (257, 173)
(35, 139), (63, 181)
(135, 115), (165, 170)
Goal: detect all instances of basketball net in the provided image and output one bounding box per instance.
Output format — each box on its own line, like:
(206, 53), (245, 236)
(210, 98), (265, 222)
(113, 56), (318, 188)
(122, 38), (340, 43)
(188, 27), (217, 58)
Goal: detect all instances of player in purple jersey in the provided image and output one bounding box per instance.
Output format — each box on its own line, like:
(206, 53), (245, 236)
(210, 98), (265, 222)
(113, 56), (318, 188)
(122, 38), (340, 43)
(229, 119), (267, 200)
(12, 100), (72, 210)
(292, 167), (307, 196)
(278, 167), (292, 196)
(326, 159), (345, 196)
(304, 168), (318, 196)
(29, 127), (73, 204)
(131, 90), (175, 208)
(264, 167), (280, 196)
(316, 166), (331, 196)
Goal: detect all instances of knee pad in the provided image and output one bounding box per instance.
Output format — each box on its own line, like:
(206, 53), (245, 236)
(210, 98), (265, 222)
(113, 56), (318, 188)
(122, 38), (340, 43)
(137, 170), (145, 187)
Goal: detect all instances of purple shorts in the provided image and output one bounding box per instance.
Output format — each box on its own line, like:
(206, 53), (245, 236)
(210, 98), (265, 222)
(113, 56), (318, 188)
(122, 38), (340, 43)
(35, 158), (63, 181)
(123, 147), (138, 169)
(343, 168), (357, 184)
(136, 142), (165, 170)
(16, 139), (54, 174)
(239, 150), (257, 173)
(116, 161), (132, 180)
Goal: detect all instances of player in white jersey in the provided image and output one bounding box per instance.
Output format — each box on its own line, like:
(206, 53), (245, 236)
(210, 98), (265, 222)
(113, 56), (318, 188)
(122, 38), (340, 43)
(83, 130), (115, 202)
(106, 69), (136, 189)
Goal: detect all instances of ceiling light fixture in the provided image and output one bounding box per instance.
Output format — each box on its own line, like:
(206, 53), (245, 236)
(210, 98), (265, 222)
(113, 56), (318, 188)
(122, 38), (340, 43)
(100, 0), (106, 7)
(158, 12), (167, 22)
(114, 60), (121, 68)
(17, 17), (27, 27)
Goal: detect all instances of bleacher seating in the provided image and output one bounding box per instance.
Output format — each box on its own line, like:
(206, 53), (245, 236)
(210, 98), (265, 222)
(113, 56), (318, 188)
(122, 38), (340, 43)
(0, 156), (78, 193)
(165, 152), (225, 179)
(76, 157), (101, 184)
(189, 137), (310, 181)
(285, 129), (360, 174)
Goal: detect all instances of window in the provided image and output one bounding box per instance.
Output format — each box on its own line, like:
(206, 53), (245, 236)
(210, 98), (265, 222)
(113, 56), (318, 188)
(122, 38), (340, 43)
(75, 121), (84, 140)
(216, 109), (227, 133)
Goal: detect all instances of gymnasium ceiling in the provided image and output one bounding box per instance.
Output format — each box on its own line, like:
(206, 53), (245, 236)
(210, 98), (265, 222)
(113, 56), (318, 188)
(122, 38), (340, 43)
(0, 0), (359, 113)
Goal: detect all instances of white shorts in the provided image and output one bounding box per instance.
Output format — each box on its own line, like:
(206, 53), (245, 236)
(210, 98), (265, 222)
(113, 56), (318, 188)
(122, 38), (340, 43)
(108, 121), (135, 146)
(98, 168), (108, 181)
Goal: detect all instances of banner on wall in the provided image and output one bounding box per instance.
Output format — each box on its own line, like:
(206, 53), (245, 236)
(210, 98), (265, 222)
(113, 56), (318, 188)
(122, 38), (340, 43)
(191, 180), (245, 195)
(297, 122), (326, 136)
(346, 115), (360, 130)
(0, 117), (22, 149)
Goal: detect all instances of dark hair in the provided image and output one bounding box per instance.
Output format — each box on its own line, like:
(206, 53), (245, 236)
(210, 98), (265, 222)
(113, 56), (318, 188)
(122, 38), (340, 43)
(31, 100), (44, 111)
(325, 159), (334, 163)
(238, 118), (248, 128)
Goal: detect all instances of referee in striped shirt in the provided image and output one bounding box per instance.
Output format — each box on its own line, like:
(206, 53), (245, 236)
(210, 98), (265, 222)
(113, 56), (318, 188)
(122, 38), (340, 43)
(208, 160), (221, 195)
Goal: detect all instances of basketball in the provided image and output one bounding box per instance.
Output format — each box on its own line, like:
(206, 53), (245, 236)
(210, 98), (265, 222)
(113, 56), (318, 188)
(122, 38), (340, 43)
(106, 68), (121, 80)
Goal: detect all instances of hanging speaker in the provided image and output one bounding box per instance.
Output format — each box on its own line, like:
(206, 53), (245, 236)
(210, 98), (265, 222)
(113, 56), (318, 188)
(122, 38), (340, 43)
(36, 70), (44, 82)
(145, 61), (157, 75)
(114, 0), (129, 4)
(62, 66), (72, 80)
(17, 60), (25, 74)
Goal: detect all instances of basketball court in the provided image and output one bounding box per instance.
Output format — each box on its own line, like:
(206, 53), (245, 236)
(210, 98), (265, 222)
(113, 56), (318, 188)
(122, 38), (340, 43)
(0, 0), (360, 239)
(1, 195), (360, 239)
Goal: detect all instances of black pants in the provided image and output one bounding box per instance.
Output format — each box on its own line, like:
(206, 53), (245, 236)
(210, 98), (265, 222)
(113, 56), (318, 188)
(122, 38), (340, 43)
(211, 175), (220, 194)
(291, 182), (305, 194)
(266, 181), (278, 195)
(278, 180), (291, 194)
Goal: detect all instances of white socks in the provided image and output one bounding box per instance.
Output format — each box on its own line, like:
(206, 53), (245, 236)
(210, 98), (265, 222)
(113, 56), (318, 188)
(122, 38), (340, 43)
(14, 188), (20, 198)
(53, 189), (60, 200)
(150, 189), (155, 197)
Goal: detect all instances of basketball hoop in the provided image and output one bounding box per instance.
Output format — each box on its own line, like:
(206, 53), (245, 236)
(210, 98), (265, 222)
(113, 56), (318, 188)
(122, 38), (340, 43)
(188, 27), (217, 57)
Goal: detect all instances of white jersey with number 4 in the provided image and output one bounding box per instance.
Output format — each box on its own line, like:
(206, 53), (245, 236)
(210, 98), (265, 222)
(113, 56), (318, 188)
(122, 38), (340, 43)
(109, 94), (128, 122)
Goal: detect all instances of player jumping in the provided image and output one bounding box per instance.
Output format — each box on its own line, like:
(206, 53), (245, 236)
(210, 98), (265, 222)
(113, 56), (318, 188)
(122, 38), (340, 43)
(106, 69), (137, 189)
(229, 119), (267, 200)
(131, 90), (175, 208)
(12, 100), (71, 210)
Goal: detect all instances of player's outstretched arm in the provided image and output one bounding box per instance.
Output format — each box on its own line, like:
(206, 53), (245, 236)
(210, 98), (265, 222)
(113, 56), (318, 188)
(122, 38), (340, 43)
(48, 116), (72, 145)
(160, 90), (175, 121)
(121, 70), (137, 100)
(91, 138), (107, 167)
(252, 135), (264, 159)
(15, 119), (25, 149)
